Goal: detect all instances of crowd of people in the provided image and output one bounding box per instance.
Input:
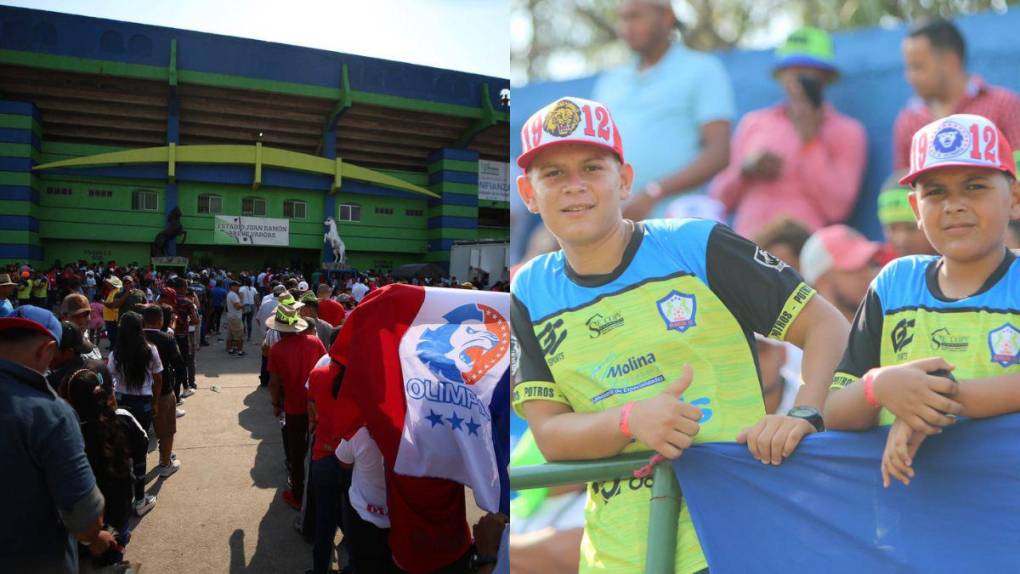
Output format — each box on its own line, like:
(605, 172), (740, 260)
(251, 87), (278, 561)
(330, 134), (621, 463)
(508, 4), (1020, 574)
(1, 260), (508, 573)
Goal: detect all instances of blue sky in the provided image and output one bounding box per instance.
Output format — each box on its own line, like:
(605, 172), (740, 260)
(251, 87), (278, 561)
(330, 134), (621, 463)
(5, 0), (509, 78)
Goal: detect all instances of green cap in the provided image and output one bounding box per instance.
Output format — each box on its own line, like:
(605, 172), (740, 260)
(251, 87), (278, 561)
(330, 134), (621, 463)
(774, 27), (839, 78)
(877, 171), (915, 225)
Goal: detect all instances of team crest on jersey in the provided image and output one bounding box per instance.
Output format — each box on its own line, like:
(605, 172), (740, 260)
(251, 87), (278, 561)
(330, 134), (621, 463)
(543, 99), (582, 138)
(929, 121), (969, 159)
(656, 290), (697, 333)
(988, 323), (1020, 367)
(416, 303), (510, 385)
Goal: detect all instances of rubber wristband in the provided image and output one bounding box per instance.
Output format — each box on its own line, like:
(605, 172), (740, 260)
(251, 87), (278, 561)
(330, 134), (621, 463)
(863, 369), (880, 408)
(619, 402), (636, 438)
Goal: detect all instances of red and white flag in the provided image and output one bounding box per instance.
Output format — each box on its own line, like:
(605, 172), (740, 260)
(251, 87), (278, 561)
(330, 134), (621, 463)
(329, 284), (510, 573)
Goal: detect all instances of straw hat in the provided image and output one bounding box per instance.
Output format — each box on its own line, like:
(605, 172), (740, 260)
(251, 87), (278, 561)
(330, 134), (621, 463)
(265, 303), (308, 333)
(104, 276), (123, 290)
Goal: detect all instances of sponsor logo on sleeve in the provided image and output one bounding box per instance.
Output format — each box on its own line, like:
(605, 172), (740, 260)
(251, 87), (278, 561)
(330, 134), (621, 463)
(754, 246), (789, 271)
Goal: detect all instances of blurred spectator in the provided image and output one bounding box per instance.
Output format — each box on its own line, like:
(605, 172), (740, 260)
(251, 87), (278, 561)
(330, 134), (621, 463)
(877, 171), (936, 258)
(710, 27), (867, 239)
(142, 305), (185, 476)
(800, 224), (881, 321)
(107, 311), (162, 517)
(0, 273), (15, 317)
(894, 18), (1020, 169)
(316, 283), (346, 328)
(61, 293), (103, 361)
(592, 0), (732, 221)
(753, 217), (812, 273)
(0, 311), (116, 571)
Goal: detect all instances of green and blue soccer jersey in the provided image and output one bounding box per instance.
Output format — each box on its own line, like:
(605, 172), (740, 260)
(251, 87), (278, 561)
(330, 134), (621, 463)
(511, 218), (816, 574)
(832, 250), (1020, 425)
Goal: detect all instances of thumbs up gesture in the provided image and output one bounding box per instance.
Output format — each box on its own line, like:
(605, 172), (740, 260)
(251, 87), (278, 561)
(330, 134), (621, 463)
(628, 365), (703, 459)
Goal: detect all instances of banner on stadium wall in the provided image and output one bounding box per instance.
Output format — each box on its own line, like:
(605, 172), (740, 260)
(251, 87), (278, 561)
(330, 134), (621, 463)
(478, 160), (510, 203)
(672, 414), (1020, 572)
(213, 216), (289, 246)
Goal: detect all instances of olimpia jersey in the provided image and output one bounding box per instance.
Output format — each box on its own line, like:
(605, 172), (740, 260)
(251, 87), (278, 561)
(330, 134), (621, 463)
(832, 250), (1020, 425)
(511, 218), (816, 574)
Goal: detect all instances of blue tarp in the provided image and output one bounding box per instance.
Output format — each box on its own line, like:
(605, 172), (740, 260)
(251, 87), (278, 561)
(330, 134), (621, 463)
(673, 414), (1020, 573)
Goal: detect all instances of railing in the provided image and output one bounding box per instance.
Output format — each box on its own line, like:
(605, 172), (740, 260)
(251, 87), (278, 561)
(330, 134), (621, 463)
(510, 453), (682, 574)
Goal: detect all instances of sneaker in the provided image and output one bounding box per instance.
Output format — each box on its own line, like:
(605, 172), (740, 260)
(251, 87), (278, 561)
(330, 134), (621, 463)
(176, 399), (184, 406)
(181, 388), (195, 399)
(175, 408), (186, 418)
(281, 490), (301, 510)
(159, 459), (181, 478)
(236, 350), (247, 357)
(133, 494), (157, 516)
(228, 348), (236, 355)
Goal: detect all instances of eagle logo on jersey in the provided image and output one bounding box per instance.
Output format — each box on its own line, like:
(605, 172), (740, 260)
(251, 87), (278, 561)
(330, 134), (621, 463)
(417, 303), (510, 385)
(543, 99), (582, 138)
(929, 121), (969, 159)
(988, 323), (1020, 367)
(656, 290), (697, 333)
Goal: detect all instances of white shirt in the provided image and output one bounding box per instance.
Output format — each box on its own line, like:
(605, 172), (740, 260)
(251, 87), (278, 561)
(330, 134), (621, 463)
(226, 290), (243, 319)
(108, 344), (163, 396)
(256, 297), (279, 331)
(239, 285), (257, 306)
(336, 427), (389, 527)
(351, 281), (369, 303)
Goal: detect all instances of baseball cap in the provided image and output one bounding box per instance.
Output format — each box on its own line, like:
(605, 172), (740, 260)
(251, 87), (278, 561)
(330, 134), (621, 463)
(877, 171), (915, 225)
(59, 321), (94, 354)
(297, 280), (309, 292)
(900, 114), (1016, 186)
(6, 305), (62, 342)
(774, 27), (839, 78)
(272, 284), (287, 296)
(800, 224), (881, 284)
(517, 96), (624, 170)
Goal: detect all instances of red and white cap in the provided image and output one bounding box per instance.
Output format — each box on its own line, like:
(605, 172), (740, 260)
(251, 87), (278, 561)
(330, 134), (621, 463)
(800, 224), (881, 284)
(900, 113), (1016, 187)
(517, 96), (624, 170)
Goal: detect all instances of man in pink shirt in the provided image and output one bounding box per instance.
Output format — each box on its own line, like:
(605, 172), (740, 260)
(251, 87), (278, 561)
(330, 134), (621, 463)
(710, 27), (867, 239)
(893, 18), (1020, 170)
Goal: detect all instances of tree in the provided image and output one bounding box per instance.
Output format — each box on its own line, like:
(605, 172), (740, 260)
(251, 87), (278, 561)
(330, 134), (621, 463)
(511, 0), (1018, 84)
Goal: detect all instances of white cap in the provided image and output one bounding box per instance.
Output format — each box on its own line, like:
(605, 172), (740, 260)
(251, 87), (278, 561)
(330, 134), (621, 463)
(297, 281), (309, 291)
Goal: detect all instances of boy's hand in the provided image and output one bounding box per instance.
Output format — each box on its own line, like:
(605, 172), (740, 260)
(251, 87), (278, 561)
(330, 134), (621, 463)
(629, 365), (702, 460)
(872, 357), (962, 435)
(736, 415), (816, 465)
(881, 417), (927, 487)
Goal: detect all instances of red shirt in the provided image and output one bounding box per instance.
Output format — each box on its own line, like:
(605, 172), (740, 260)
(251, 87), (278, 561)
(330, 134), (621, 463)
(318, 298), (346, 328)
(709, 103), (867, 239)
(268, 333), (326, 415)
(308, 358), (345, 460)
(893, 77), (1020, 169)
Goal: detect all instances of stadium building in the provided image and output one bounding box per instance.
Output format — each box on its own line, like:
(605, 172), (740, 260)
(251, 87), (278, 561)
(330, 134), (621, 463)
(0, 6), (510, 274)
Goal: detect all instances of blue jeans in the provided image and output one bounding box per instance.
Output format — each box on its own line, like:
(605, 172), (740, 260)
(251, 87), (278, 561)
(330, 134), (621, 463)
(310, 456), (345, 574)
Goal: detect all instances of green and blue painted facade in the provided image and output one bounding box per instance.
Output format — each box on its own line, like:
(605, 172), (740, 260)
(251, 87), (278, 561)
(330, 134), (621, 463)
(0, 6), (509, 272)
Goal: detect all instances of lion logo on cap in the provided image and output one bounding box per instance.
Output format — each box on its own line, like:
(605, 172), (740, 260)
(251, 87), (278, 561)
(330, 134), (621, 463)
(929, 121), (970, 159)
(543, 99), (582, 138)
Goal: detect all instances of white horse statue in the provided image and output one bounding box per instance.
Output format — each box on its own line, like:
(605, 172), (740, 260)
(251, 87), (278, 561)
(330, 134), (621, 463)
(324, 217), (346, 266)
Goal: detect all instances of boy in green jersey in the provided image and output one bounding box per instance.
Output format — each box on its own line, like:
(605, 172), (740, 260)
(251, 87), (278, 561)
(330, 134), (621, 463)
(511, 96), (850, 573)
(824, 114), (1020, 487)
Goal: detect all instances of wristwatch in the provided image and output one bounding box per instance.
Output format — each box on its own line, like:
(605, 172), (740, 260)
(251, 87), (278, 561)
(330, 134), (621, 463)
(787, 406), (825, 432)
